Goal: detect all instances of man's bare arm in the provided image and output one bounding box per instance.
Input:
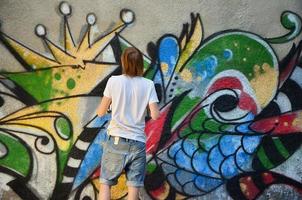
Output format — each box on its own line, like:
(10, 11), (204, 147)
(96, 96), (112, 117)
(148, 102), (160, 120)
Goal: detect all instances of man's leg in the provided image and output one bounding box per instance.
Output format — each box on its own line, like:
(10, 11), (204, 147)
(99, 136), (127, 200)
(127, 186), (139, 200)
(126, 141), (146, 200)
(99, 184), (111, 200)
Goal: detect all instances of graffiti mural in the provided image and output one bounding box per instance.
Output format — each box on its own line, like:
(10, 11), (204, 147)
(0, 1), (302, 200)
(144, 11), (302, 200)
(0, 2), (139, 199)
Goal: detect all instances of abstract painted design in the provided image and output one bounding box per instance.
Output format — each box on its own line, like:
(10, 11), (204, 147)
(0, 2), (301, 200)
(144, 11), (302, 200)
(0, 2), (138, 199)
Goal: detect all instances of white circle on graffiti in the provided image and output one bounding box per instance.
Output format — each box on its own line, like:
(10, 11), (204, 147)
(35, 24), (47, 36)
(60, 2), (71, 15)
(121, 9), (134, 24)
(86, 13), (96, 25)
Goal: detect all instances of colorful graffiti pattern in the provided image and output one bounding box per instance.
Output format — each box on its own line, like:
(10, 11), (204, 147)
(0, 2), (301, 200)
(144, 11), (302, 200)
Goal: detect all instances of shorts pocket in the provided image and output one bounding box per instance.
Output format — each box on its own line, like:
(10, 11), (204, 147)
(102, 142), (126, 173)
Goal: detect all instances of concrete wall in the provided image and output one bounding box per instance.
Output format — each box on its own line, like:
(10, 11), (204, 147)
(0, 0), (301, 199)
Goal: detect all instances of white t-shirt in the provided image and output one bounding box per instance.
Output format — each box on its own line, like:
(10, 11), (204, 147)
(103, 75), (159, 143)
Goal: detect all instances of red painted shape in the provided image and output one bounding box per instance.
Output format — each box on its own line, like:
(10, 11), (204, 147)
(261, 172), (275, 184)
(240, 176), (260, 200)
(239, 92), (257, 114)
(91, 168), (100, 179)
(145, 104), (171, 154)
(207, 77), (243, 94)
(250, 111), (302, 135)
(149, 183), (168, 199)
(207, 77), (258, 114)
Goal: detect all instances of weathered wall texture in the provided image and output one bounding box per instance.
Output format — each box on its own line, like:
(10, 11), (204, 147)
(0, 0), (302, 199)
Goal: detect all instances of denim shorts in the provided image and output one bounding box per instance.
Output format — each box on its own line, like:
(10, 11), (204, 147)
(100, 135), (146, 187)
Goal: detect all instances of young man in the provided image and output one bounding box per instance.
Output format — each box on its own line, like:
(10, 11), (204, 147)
(97, 47), (160, 200)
